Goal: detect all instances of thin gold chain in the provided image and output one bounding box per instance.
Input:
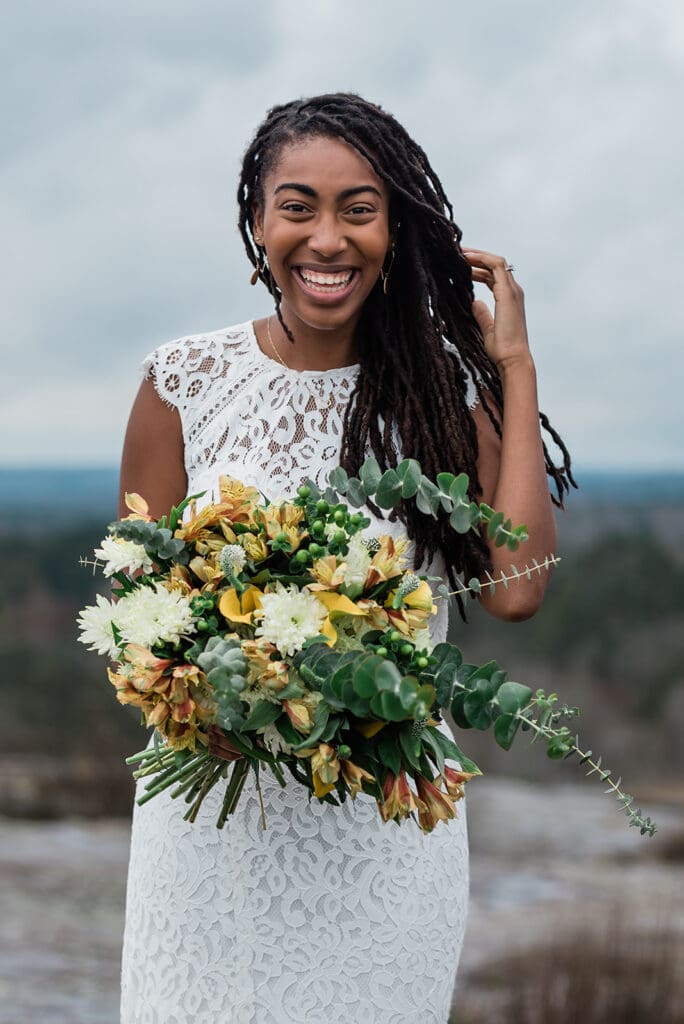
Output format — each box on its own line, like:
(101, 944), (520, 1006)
(266, 315), (289, 370)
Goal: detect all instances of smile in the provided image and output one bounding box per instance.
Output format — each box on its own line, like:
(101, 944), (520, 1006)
(292, 267), (360, 302)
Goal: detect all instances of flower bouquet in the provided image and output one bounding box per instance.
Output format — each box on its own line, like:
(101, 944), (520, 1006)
(77, 458), (656, 836)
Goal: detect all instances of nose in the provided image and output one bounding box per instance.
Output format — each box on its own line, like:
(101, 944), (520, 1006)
(307, 212), (348, 258)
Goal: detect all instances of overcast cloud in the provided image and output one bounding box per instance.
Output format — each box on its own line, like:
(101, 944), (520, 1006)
(2, 0), (682, 470)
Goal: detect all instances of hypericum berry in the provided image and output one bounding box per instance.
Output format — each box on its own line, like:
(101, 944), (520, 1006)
(416, 656), (429, 669)
(397, 572), (421, 598)
(333, 529), (346, 545)
(297, 484), (311, 499)
(338, 744), (352, 759)
(274, 531), (289, 545)
(308, 543), (323, 558)
(389, 630), (401, 644)
(400, 643), (413, 657)
(312, 519), (325, 534)
(315, 499), (329, 514)
(333, 509), (346, 524)
(376, 647), (388, 658)
(294, 548), (310, 563)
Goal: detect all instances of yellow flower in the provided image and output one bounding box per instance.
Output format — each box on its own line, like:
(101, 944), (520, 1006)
(123, 492), (154, 521)
(308, 555), (347, 591)
(283, 699), (314, 734)
(378, 770), (421, 822)
(438, 766), (478, 802)
(217, 476), (261, 524)
(219, 585), (264, 625)
(262, 502), (306, 552)
(260, 660), (290, 692)
(340, 758), (375, 799)
(354, 719), (387, 739)
(310, 743), (340, 798)
(365, 535), (409, 589)
(313, 590), (368, 645)
(236, 532), (269, 562)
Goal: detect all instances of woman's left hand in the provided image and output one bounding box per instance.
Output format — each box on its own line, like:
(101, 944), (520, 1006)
(462, 248), (533, 372)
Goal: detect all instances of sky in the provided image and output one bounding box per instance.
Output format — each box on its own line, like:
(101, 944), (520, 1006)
(2, 0), (682, 471)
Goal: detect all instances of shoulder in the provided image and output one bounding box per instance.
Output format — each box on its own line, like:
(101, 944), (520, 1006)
(140, 321), (254, 410)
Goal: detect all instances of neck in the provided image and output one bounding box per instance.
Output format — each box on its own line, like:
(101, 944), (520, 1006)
(264, 305), (359, 371)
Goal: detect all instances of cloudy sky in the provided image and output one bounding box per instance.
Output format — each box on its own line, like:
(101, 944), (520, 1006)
(2, 1), (682, 471)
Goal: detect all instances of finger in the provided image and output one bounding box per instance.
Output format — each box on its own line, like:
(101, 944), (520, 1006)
(462, 249), (515, 278)
(471, 298), (495, 335)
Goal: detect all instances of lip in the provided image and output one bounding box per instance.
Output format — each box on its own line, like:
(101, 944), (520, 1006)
(291, 266), (362, 305)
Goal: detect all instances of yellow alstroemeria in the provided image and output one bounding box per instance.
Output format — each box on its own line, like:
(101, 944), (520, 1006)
(365, 535), (410, 590)
(313, 590), (368, 645)
(308, 554), (347, 592)
(310, 743), (340, 798)
(340, 758), (375, 799)
(219, 585), (264, 625)
(438, 766), (479, 802)
(217, 476), (261, 524)
(262, 502), (306, 552)
(236, 531), (269, 562)
(283, 699), (314, 734)
(123, 492), (153, 521)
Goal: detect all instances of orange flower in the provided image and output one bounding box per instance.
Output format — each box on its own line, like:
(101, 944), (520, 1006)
(378, 770), (421, 822)
(310, 743), (340, 798)
(438, 766), (478, 803)
(262, 502), (306, 552)
(415, 775), (457, 833)
(308, 554), (347, 591)
(283, 699), (314, 734)
(365, 535), (409, 590)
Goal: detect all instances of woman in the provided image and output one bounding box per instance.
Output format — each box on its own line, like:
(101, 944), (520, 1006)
(118, 93), (573, 1023)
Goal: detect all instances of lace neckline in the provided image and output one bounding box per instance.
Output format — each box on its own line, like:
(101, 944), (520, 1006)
(247, 319), (360, 382)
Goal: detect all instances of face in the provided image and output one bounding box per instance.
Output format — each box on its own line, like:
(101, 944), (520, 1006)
(252, 134), (392, 334)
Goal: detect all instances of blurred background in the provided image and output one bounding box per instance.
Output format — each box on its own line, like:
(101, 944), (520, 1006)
(1, 2), (683, 1021)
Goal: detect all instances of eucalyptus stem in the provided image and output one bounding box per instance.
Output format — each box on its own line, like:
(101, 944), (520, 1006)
(184, 759), (227, 823)
(518, 712), (658, 837)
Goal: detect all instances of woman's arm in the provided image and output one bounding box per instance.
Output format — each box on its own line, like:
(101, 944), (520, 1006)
(462, 248), (558, 622)
(117, 377), (188, 521)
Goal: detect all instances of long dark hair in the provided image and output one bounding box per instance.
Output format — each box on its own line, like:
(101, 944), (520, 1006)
(237, 92), (575, 599)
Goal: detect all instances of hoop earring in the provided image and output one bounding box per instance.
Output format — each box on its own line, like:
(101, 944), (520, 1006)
(250, 247), (267, 286)
(380, 246), (396, 295)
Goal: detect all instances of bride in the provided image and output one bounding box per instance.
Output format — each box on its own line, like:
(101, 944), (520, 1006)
(117, 93), (573, 1024)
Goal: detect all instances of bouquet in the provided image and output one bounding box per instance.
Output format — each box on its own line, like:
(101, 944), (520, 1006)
(77, 458), (656, 836)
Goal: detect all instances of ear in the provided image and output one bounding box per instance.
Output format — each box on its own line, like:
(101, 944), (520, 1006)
(252, 200), (264, 246)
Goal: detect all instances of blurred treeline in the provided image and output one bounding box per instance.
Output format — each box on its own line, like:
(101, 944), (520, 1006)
(1, 498), (683, 814)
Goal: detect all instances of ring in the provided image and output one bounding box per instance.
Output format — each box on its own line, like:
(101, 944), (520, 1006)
(505, 263), (515, 272)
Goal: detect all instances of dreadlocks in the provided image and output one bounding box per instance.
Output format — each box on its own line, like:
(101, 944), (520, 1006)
(237, 93), (576, 605)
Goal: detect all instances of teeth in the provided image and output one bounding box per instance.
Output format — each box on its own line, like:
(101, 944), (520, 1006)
(298, 269), (354, 289)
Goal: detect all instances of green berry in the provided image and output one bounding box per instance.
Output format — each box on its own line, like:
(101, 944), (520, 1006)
(333, 509), (346, 524)
(196, 619), (209, 632)
(315, 499), (329, 514)
(312, 519), (325, 534)
(416, 656), (429, 669)
(294, 548), (309, 563)
(274, 531), (288, 545)
(389, 630), (401, 644)
(338, 744), (352, 759)
(297, 484), (311, 499)
(376, 647), (388, 658)
(400, 643), (413, 657)
(334, 529), (346, 545)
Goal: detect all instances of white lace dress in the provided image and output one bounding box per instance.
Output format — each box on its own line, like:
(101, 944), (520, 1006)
(120, 320), (475, 1024)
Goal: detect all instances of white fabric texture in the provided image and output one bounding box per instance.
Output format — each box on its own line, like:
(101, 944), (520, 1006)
(120, 320), (475, 1024)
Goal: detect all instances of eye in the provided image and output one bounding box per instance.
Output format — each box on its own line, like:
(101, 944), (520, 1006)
(346, 205), (375, 216)
(281, 202), (311, 214)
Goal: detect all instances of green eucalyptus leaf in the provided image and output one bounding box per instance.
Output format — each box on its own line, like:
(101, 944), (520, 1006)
(396, 459), (422, 498)
(375, 660), (403, 694)
(375, 469), (403, 509)
(353, 655), (387, 698)
(328, 466), (349, 494)
(497, 681), (534, 715)
(449, 505), (473, 534)
(380, 690), (407, 721)
(463, 690), (494, 730)
(493, 713), (521, 750)
(360, 458), (383, 494)
(399, 675), (419, 709)
(449, 474), (470, 503)
(346, 477), (367, 508)
(415, 478), (441, 516)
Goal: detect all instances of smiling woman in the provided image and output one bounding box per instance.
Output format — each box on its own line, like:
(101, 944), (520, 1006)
(117, 92), (575, 1024)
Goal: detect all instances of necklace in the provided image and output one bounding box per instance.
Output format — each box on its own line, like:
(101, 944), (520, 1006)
(265, 315), (289, 370)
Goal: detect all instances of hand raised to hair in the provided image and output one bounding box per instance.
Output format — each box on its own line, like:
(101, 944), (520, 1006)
(462, 248), (534, 373)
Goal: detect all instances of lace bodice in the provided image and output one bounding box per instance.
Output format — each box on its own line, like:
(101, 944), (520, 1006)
(120, 320), (474, 1023)
(140, 319), (478, 648)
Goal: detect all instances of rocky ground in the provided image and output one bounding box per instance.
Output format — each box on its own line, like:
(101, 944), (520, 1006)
(1, 778), (682, 1024)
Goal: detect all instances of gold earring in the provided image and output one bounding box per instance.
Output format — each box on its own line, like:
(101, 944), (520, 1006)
(380, 246), (396, 295)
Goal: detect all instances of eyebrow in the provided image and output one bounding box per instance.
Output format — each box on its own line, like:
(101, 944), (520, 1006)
(273, 183), (383, 200)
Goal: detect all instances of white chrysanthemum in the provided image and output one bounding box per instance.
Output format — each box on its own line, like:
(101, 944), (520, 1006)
(93, 535), (154, 577)
(115, 582), (196, 648)
(77, 593), (122, 658)
(341, 532), (372, 590)
(254, 583), (327, 657)
(219, 544), (247, 576)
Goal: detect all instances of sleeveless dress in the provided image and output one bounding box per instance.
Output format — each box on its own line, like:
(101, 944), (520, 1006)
(120, 320), (475, 1024)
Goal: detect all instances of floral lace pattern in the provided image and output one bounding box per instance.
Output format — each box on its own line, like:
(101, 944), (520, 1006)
(120, 322), (475, 1023)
